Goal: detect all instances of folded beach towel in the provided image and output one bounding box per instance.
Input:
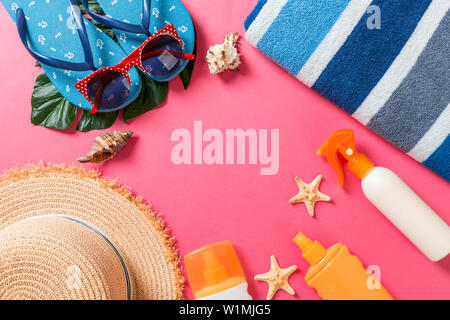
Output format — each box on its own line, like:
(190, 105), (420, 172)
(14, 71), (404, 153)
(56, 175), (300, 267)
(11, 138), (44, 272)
(245, 0), (450, 181)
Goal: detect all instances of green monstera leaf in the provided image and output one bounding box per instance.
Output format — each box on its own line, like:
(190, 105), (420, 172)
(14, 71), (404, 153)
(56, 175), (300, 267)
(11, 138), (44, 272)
(123, 75), (169, 123)
(80, 0), (104, 15)
(31, 74), (77, 129)
(76, 110), (119, 132)
(81, 1), (119, 44)
(29, 0), (196, 132)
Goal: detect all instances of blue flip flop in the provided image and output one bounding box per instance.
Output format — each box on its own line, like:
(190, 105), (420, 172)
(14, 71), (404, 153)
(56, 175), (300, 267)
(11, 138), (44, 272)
(82, 0), (195, 82)
(1, 0), (142, 113)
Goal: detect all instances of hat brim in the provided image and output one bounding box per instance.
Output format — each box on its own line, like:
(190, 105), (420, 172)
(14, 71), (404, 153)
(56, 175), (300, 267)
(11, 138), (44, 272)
(0, 163), (184, 300)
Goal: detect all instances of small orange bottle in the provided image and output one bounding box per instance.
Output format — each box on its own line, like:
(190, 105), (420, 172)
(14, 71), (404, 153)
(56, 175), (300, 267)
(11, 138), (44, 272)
(184, 241), (252, 300)
(293, 231), (393, 300)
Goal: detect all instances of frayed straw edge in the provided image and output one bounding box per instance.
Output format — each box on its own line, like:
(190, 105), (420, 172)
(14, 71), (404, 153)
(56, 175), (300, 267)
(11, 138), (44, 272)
(0, 161), (185, 300)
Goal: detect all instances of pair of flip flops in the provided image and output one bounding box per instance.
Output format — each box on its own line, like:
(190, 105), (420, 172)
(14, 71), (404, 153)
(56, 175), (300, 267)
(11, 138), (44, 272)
(2, 0), (195, 113)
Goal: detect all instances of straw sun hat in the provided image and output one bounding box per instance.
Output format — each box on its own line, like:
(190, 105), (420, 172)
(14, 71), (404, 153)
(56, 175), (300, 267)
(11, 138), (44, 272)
(0, 163), (184, 300)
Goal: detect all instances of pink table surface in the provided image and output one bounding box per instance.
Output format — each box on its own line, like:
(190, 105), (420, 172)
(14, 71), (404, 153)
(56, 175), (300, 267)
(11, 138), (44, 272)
(0, 1), (449, 300)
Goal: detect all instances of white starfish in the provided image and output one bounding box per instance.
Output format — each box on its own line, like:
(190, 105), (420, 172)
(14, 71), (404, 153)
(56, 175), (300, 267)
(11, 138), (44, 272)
(289, 174), (331, 217)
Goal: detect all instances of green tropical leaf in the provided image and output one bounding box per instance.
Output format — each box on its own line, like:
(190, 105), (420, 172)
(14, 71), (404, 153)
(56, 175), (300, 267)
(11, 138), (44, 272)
(76, 110), (118, 132)
(123, 75), (169, 123)
(31, 74), (77, 129)
(91, 20), (119, 44)
(80, 0), (104, 15)
(80, 0), (119, 44)
(179, 28), (197, 89)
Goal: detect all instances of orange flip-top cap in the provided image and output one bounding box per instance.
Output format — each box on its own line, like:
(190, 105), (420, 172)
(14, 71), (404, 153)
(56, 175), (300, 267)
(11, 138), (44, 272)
(184, 241), (246, 299)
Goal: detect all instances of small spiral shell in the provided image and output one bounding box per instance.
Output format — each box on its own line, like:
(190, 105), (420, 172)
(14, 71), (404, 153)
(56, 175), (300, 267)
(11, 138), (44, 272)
(77, 131), (134, 163)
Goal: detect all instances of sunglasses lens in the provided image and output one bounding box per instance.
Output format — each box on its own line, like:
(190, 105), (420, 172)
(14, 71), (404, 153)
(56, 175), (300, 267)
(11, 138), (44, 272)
(87, 70), (131, 111)
(141, 35), (183, 77)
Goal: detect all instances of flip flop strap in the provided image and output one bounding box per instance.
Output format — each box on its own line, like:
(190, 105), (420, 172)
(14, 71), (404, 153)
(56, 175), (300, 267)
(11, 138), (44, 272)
(16, 0), (95, 71)
(81, 0), (152, 36)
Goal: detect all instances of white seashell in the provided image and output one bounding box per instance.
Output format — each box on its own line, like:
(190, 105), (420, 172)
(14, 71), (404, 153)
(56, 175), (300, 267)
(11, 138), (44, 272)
(205, 32), (241, 75)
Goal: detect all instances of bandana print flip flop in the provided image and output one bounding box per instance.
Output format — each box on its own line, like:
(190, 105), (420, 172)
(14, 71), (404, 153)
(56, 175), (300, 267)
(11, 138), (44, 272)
(1, 0), (142, 113)
(82, 0), (195, 82)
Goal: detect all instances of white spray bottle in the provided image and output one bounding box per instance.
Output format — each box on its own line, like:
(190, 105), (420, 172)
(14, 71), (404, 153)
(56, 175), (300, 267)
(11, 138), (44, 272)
(318, 129), (450, 262)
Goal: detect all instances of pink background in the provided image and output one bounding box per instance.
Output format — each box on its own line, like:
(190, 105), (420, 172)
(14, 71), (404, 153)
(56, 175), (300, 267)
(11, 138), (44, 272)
(0, 1), (449, 300)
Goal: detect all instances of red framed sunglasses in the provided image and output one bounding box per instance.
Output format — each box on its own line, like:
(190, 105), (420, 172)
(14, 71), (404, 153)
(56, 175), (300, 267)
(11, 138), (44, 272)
(75, 24), (195, 114)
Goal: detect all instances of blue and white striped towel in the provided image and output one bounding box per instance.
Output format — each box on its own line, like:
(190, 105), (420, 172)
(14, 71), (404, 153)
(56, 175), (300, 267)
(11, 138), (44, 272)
(245, 0), (450, 181)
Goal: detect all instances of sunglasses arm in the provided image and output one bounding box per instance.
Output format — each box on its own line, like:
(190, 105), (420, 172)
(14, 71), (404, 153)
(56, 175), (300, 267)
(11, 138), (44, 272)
(141, 50), (195, 61)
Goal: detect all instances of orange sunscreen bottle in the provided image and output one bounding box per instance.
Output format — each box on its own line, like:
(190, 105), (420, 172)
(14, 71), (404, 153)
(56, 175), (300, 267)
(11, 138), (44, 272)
(293, 231), (393, 300)
(184, 241), (252, 300)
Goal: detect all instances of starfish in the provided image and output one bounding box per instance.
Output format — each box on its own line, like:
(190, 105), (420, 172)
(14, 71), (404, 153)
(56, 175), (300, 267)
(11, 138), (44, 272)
(254, 255), (297, 300)
(289, 174), (331, 217)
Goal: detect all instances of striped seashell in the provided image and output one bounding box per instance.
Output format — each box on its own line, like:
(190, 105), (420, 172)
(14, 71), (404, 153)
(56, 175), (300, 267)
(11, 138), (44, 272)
(77, 131), (134, 163)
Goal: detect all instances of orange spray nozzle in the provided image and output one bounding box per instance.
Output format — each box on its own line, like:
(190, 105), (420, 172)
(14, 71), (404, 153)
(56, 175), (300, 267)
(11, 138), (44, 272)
(317, 129), (374, 188)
